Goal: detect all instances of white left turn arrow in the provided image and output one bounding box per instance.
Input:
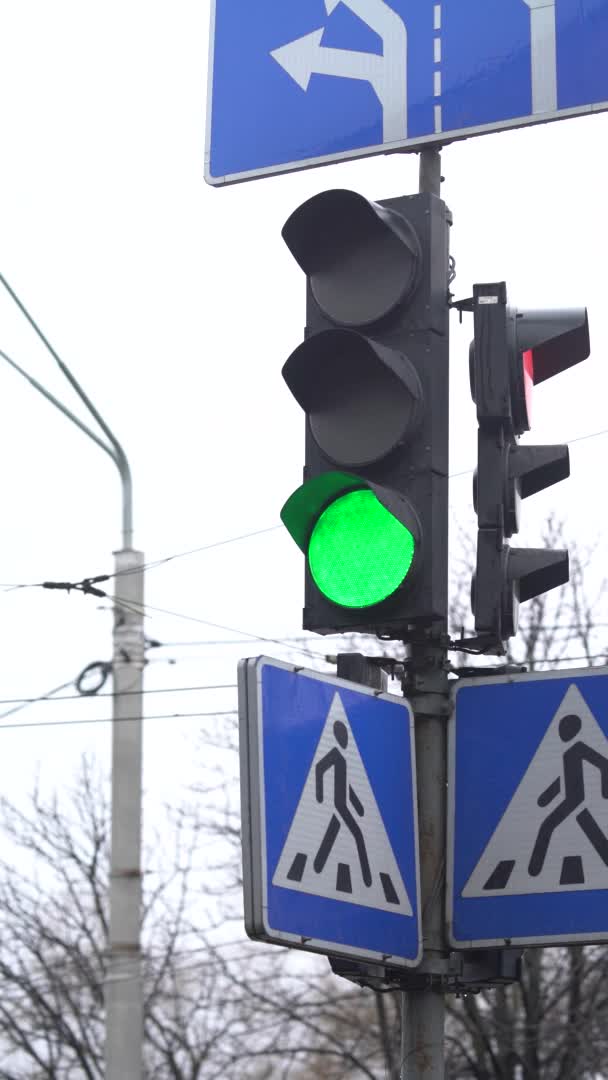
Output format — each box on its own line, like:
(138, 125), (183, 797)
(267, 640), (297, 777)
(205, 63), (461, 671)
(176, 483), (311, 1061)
(271, 0), (407, 143)
(271, 27), (384, 94)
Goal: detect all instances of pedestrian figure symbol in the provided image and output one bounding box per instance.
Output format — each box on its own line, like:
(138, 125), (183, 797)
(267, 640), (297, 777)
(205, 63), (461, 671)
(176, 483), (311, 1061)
(461, 685), (608, 898)
(272, 692), (413, 914)
(529, 713), (608, 876)
(313, 719), (372, 888)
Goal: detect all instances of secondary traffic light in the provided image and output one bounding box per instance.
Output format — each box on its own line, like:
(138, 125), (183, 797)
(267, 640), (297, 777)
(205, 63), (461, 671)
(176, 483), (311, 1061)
(470, 282), (590, 645)
(280, 188), (451, 637)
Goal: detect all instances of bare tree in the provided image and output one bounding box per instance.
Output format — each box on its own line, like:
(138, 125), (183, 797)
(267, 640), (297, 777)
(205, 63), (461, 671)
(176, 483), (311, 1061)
(0, 736), (395, 1079)
(0, 755), (286, 1078)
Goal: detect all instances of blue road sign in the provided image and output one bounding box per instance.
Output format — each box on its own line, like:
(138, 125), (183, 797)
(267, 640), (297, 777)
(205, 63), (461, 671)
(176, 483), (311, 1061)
(238, 656), (421, 966)
(206, 0), (608, 185)
(448, 665), (608, 949)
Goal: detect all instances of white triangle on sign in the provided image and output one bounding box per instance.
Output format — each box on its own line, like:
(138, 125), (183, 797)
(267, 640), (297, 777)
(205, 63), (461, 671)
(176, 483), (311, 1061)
(463, 684), (608, 897)
(272, 692), (412, 915)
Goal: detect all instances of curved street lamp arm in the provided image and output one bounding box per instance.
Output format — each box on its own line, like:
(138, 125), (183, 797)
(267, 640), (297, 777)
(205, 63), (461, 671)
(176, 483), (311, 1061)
(0, 348), (116, 462)
(0, 273), (133, 547)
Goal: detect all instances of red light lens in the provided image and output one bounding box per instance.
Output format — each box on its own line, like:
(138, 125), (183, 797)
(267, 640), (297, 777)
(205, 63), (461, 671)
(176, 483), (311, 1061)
(523, 348), (534, 427)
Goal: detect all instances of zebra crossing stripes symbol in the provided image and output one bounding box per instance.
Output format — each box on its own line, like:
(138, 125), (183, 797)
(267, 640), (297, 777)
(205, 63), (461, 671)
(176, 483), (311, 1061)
(272, 692), (412, 914)
(463, 685), (608, 897)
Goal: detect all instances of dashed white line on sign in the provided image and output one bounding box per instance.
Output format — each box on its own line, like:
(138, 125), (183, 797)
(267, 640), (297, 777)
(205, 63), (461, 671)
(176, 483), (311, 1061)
(433, 4), (442, 132)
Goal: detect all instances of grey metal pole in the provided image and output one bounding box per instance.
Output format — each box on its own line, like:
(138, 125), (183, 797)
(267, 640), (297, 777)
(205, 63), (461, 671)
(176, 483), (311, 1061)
(0, 277), (144, 1078)
(419, 148), (442, 198)
(336, 649), (448, 1078)
(106, 547), (145, 1080)
(399, 149), (448, 1080)
(402, 637), (448, 1080)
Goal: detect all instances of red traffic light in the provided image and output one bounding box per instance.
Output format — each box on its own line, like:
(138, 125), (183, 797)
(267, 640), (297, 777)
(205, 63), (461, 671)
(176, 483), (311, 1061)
(510, 308), (590, 433)
(470, 285), (590, 435)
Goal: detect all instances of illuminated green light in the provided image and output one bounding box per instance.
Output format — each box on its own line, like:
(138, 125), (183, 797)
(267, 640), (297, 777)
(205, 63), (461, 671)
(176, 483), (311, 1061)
(308, 488), (415, 609)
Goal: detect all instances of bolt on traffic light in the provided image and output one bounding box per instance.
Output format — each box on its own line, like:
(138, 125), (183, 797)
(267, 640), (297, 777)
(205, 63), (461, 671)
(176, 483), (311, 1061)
(280, 188), (451, 637)
(470, 281), (590, 646)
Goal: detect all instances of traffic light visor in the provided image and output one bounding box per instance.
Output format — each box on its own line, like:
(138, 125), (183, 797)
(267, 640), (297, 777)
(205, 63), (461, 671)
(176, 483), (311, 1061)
(510, 308), (589, 432)
(282, 329), (422, 468)
(281, 189), (421, 327)
(281, 472), (420, 610)
(516, 308), (590, 384)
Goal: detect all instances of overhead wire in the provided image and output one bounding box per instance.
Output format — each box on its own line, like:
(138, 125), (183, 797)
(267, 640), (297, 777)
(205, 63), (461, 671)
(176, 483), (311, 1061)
(110, 524), (283, 580)
(112, 589), (608, 666)
(0, 680), (76, 722)
(0, 655), (606, 733)
(0, 608), (602, 719)
(0, 580), (332, 665)
(0, 417), (606, 594)
(0, 684), (238, 708)
(0, 524), (285, 593)
(0, 617), (333, 726)
(0, 476), (604, 721)
(108, 593), (331, 662)
(155, 634), (371, 648)
(150, 625), (608, 648)
(0, 658), (201, 721)
(449, 425), (608, 481)
(0, 709), (238, 733)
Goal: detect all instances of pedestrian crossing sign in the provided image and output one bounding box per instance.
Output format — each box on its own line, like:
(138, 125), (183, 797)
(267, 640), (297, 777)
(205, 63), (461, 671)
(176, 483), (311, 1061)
(448, 666), (608, 948)
(239, 657), (421, 967)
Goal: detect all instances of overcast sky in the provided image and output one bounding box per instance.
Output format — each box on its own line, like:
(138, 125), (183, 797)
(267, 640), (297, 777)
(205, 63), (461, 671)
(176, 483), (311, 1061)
(0, 1), (605, 817)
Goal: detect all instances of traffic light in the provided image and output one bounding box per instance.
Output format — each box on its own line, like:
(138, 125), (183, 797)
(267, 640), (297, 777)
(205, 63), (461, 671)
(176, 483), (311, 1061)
(280, 188), (451, 637)
(470, 281), (590, 645)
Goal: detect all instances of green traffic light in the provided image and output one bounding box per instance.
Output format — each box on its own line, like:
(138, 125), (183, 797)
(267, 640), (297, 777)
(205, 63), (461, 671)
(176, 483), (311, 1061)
(308, 488), (415, 609)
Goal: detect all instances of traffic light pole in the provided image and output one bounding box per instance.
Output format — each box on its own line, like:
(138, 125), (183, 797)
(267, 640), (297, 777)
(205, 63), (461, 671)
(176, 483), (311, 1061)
(337, 638), (449, 1080)
(392, 146), (449, 1080)
(402, 635), (448, 1080)
(419, 147), (442, 198)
